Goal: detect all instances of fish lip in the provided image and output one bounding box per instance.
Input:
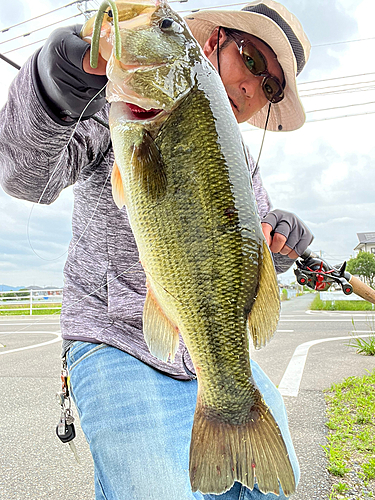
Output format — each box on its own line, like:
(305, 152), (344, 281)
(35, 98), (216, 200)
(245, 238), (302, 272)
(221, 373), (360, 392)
(125, 102), (164, 121)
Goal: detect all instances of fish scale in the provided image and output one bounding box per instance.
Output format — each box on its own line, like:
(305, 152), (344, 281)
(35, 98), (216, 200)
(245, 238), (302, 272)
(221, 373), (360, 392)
(83, 0), (295, 495)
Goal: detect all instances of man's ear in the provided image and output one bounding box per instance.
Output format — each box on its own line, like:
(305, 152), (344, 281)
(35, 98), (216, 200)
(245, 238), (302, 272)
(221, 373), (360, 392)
(202, 27), (226, 57)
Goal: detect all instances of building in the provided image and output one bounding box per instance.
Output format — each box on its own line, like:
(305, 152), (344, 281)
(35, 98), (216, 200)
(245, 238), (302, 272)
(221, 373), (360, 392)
(354, 232), (375, 255)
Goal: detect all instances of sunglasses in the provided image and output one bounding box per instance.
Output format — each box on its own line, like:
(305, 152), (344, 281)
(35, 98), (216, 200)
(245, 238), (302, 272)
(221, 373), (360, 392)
(231, 37), (285, 104)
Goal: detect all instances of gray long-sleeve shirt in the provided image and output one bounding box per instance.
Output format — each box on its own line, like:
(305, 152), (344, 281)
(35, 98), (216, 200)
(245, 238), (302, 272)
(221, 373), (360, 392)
(0, 55), (292, 380)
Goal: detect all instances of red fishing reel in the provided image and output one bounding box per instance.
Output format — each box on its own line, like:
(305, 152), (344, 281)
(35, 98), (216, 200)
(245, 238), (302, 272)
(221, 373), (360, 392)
(294, 249), (353, 295)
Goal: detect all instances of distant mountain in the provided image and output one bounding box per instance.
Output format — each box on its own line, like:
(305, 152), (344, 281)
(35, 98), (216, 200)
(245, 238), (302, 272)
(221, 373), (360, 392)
(0, 285), (61, 292)
(0, 285), (25, 292)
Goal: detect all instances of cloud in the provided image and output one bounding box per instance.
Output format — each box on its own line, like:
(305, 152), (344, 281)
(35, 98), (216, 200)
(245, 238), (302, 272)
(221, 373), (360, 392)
(1, 0), (374, 287)
(0, 187), (72, 286)
(0, 0), (28, 28)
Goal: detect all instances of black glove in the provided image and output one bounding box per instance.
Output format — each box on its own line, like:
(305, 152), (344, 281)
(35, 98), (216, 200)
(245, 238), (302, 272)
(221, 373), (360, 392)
(32, 24), (108, 125)
(262, 209), (314, 257)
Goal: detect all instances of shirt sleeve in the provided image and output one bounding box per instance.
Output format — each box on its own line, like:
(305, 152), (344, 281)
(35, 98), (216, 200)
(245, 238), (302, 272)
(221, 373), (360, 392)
(244, 144), (295, 275)
(0, 53), (111, 205)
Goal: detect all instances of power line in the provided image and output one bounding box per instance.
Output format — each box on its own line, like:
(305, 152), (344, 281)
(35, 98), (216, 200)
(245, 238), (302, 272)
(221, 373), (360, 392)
(306, 100), (375, 114)
(3, 38), (48, 55)
(300, 79), (375, 93)
(300, 85), (375, 99)
(0, 13), (84, 46)
(0, 1), (81, 33)
(298, 72), (375, 86)
(241, 109), (375, 132)
(312, 36), (375, 48)
(306, 109), (375, 123)
(0, 0), (186, 37)
(179, 1), (249, 13)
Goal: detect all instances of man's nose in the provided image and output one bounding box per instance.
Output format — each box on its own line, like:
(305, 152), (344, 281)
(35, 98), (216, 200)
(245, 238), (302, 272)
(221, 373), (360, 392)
(241, 74), (261, 98)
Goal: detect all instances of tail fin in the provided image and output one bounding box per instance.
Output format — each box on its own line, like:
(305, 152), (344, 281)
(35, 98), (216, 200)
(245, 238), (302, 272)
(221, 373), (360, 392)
(189, 393), (295, 496)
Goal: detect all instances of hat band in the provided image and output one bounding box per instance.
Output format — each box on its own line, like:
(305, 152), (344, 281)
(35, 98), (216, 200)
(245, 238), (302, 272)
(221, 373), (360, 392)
(241, 4), (305, 76)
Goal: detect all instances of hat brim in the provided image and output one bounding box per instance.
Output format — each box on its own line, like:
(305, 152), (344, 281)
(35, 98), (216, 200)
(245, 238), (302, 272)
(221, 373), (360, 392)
(184, 11), (306, 131)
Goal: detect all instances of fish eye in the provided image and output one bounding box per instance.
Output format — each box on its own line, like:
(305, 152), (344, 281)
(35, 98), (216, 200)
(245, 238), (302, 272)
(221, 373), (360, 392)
(160, 18), (174, 31)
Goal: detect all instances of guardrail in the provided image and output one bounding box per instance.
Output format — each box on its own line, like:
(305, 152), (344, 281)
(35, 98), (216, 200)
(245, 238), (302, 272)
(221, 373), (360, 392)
(0, 289), (63, 315)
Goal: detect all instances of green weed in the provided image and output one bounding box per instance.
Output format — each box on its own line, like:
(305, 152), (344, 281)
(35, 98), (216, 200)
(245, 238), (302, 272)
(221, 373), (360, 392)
(347, 317), (375, 356)
(310, 295), (374, 311)
(325, 370), (375, 497)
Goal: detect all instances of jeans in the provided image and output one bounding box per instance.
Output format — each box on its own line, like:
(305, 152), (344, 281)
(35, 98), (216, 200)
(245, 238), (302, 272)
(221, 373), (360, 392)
(66, 342), (299, 500)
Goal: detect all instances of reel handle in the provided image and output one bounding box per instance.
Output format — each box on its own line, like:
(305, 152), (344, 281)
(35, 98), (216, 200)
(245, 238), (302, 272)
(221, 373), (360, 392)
(299, 248), (375, 304)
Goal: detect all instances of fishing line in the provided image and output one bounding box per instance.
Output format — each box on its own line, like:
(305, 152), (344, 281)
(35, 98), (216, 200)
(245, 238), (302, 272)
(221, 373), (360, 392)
(26, 82), (109, 262)
(0, 262), (144, 339)
(253, 102), (271, 177)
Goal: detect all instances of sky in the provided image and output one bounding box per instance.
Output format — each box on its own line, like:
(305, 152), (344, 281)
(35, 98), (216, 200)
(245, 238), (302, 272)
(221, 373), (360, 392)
(0, 0), (374, 287)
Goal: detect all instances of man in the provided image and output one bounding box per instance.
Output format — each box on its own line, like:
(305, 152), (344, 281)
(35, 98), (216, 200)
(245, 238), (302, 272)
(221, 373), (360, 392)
(0, 0), (312, 499)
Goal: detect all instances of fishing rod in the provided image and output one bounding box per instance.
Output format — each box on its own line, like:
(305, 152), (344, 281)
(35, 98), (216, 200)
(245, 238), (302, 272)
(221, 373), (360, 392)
(0, 52), (21, 70)
(295, 248), (375, 304)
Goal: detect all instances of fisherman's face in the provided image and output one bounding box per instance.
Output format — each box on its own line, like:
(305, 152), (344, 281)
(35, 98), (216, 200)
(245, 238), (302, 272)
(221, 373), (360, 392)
(203, 29), (284, 123)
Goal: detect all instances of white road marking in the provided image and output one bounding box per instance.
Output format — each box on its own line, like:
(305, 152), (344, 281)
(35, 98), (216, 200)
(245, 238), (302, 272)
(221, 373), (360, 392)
(279, 318), (374, 322)
(278, 333), (373, 398)
(276, 330), (294, 333)
(0, 331), (61, 355)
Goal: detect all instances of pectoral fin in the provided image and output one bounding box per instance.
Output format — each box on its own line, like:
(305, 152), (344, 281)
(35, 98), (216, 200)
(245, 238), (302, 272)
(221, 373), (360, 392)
(143, 288), (179, 362)
(131, 130), (167, 199)
(247, 240), (280, 349)
(111, 160), (127, 209)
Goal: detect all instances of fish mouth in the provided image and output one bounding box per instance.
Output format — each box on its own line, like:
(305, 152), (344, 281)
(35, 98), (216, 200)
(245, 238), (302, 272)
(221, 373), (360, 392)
(125, 102), (163, 120)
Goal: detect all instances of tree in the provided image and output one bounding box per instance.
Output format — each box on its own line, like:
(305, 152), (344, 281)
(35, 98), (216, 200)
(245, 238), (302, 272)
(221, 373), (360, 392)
(346, 252), (375, 288)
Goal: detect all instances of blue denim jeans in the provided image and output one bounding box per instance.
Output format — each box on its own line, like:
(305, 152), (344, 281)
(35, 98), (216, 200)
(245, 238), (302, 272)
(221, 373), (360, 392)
(66, 342), (299, 500)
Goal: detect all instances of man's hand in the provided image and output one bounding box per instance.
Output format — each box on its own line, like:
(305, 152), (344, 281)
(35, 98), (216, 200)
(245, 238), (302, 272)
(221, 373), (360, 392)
(82, 50), (107, 75)
(34, 24), (108, 122)
(261, 209), (313, 260)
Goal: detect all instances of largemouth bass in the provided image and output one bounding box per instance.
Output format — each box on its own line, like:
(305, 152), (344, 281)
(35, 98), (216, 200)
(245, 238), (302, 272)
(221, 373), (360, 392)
(82, 0), (295, 495)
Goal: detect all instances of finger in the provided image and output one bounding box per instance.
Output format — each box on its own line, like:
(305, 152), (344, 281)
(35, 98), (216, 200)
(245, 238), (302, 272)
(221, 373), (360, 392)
(83, 49), (107, 75)
(269, 232), (287, 254)
(261, 222), (273, 246)
(279, 245), (299, 259)
(287, 249), (299, 260)
(279, 244), (292, 256)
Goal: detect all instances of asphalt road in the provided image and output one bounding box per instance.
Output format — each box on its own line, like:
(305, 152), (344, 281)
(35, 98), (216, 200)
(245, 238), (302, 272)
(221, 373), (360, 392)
(1, 297), (375, 500)
(252, 294), (375, 500)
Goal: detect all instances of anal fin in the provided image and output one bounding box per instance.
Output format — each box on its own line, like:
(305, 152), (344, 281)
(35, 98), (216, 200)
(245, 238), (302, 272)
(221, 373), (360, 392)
(143, 288), (179, 363)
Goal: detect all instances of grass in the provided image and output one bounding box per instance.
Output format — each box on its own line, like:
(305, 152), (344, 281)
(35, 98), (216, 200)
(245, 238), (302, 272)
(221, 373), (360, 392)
(346, 317), (375, 356)
(310, 295), (375, 311)
(0, 303), (61, 316)
(324, 370), (375, 499)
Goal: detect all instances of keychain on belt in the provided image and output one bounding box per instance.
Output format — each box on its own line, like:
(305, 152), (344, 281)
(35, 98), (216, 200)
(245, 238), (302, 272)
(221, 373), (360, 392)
(56, 357), (80, 463)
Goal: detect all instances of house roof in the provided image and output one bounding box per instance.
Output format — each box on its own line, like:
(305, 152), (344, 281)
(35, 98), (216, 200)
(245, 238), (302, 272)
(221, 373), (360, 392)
(357, 232), (375, 244)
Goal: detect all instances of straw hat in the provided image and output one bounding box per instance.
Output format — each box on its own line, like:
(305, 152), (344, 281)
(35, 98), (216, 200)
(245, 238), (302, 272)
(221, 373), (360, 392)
(184, 0), (310, 131)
